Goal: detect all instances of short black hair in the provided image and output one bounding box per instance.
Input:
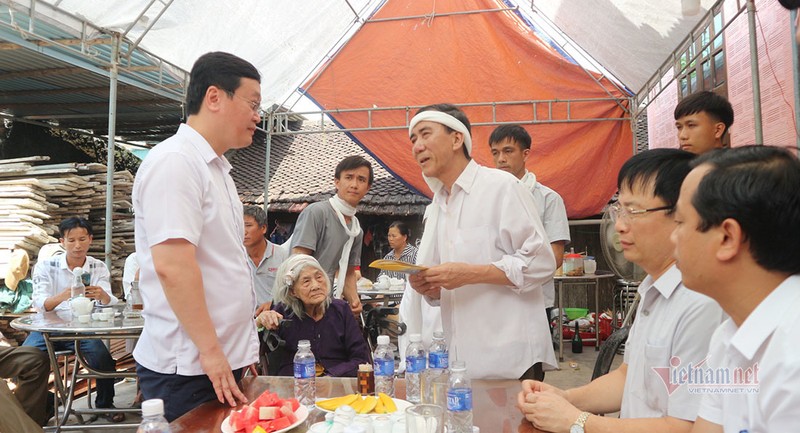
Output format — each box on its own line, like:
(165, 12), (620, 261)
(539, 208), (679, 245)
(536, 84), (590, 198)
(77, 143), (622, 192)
(243, 205), (267, 227)
(779, 0), (800, 10)
(488, 125), (531, 150)
(617, 149), (695, 214)
(691, 146), (800, 274)
(59, 217), (93, 239)
(674, 91), (734, 139)
(185, 52), (261, 116)
(388, 220), (410, 237)
(335, 155), (374, 185)
(416, 103), (472, 160)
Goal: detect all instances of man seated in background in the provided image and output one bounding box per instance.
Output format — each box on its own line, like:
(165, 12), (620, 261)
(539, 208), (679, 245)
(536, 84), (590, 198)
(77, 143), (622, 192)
(674, 91), (734, 155)
(518, 149), (724, 433)
(244, 205), (287, 315)
(25, 217), (123, 422)
(489, 124), (571, 323)
(290, 155), (373, 315)
(672, 146), (800, 432)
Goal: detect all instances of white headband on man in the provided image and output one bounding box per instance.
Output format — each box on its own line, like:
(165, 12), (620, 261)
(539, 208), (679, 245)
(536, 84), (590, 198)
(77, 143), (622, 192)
(409, 110), (472, 156)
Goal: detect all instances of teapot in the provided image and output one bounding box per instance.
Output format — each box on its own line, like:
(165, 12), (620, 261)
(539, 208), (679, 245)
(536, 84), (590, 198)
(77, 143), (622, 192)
(70, 296), (96, 316)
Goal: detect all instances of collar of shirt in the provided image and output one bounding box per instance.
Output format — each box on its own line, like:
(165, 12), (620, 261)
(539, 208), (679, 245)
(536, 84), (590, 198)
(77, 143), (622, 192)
(176, 123), (232, 172)
(728, 274), (800, 360)
(432, 159), (479, 209)
(57, 254), (86, 272)
(637, 264), (681, 307)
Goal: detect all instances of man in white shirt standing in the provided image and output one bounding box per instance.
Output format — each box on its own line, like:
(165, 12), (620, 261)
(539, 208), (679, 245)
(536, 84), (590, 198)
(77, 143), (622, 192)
(489, 124), (571, 322)
(518, 149), (724, 433)
(243, 205), (287, 314)
(26, 217), (122, 422)
(132, 52), (261, 421)
(407, 103), (556, 380)
(671, 145), (800, 433)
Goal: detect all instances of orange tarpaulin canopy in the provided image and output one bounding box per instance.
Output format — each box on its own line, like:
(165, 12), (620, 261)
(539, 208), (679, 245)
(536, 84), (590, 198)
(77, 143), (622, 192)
(303, 0), (633, 218)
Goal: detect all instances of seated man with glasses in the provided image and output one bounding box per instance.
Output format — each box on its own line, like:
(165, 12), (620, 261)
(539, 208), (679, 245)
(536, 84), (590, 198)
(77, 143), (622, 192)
(518, 149), (724, 433)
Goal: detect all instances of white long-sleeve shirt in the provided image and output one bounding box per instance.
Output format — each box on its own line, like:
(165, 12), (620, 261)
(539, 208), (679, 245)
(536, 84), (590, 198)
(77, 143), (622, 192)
(32, 254), (117, 312)
(426, 160), (557, 379)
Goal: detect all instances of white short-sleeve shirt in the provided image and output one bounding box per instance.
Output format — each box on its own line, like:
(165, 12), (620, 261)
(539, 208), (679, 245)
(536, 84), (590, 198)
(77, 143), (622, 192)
(526, 177), (571, 308)
(32, 254), (117, 312)
(697, 274), (800, 432)
(621, 264), (725, 420)
(132, 124), (259, 376)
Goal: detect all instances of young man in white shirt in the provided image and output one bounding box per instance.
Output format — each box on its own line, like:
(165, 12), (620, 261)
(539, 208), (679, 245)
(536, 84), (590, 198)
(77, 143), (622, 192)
(518, 149), (724, 433)
(132, 52), (261, 421)
(243, 205), (287, 315)
(489, 124), (571, 320)
(290, 155), (372, 315)
(672, 146), (800, 433)
(407, 103), (556, 380)
(25, 217), (123, 422)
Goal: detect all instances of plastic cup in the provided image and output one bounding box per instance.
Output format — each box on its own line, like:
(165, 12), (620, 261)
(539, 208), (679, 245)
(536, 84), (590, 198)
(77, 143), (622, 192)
(78, 314), (91, 323)
(406, 404), (444, 433)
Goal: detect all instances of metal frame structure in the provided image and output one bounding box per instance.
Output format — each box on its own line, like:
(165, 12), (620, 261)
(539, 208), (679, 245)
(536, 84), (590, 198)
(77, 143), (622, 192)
(632, 0), (771, 145)
(1, 0), (187, 268)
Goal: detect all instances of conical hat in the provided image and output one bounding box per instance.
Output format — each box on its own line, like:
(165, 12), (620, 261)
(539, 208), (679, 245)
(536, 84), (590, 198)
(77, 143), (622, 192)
(5, 250), (29, 291)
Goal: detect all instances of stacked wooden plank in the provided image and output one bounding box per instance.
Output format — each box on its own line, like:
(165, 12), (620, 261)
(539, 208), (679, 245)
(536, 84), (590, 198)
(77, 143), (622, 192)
(0, 157), (135, 290)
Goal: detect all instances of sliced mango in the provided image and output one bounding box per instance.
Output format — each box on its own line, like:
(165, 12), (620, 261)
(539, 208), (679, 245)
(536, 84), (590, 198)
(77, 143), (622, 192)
(349, 395), (366, 413)
(317, 393), (360, 411)
(378, 392), (397, 413)
(359, 396), (378, 414)
(374, 397), (386, 414)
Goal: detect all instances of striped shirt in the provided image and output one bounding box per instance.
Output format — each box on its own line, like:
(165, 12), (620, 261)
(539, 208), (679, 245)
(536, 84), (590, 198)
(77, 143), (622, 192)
(378, 244), (419, 280)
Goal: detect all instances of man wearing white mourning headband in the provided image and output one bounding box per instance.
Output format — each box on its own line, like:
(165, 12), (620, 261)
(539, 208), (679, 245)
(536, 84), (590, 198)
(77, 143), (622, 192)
(290, 155), (371, 315)
(403, 103), (557, 380)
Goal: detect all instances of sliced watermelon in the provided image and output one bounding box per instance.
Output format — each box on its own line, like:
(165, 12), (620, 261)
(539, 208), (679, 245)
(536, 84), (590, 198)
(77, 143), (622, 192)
(269, 417), (292, 431)
(285, 398), (300, 412)
(229, 410), (245, 432)
(252, 390), (282, 408)
(259, 406), (280, 421)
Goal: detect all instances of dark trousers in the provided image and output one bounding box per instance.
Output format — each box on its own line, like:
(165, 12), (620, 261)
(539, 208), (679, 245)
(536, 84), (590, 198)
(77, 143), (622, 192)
(0, 345), (50, 428)
(23, 331), (116, 408)
(136, 363), (244, 422)
(519, 362), (545, 381)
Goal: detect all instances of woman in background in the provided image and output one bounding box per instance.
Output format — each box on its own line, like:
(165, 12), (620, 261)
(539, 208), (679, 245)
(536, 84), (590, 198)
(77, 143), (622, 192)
(377, 221), (418, 280)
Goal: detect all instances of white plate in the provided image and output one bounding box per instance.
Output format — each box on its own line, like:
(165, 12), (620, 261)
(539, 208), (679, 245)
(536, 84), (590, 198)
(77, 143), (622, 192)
(315, 397), (412, 416)
(220, 404), (308, 433)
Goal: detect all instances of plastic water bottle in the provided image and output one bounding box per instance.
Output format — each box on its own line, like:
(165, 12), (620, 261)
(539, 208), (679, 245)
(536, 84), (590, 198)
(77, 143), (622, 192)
(421, 331), (449, 405)
(137, 399), (171, 433)
(71, 267), (86, 298)
(447, 361), (473, 433)
(294, 340), (316, 407)
(373, 335), (395, 397)
(405, 333), (426, 404)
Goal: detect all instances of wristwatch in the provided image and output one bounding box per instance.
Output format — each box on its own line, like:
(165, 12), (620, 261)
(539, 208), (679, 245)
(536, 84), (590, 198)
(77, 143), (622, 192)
(569, 411), (591, 433)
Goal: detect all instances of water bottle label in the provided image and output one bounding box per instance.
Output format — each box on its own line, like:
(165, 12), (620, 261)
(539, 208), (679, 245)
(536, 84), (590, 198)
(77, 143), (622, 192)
(407, 356), (426, 373)
(294, 361), (315, 379)
(429, 351), (448, 369)
(447, 388), (472, 411)
(374, 358), (394, 377)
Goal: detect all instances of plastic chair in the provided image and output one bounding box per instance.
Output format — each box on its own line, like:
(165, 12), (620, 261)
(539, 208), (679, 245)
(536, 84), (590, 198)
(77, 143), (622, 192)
(591, 326), (630, 381)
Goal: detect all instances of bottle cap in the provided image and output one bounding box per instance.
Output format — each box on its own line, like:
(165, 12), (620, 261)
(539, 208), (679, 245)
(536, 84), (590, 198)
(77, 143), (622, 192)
(450, 360), (466, 371)
(141, 398), (164, 417)
(73, 267), (84, 276)
(377, 335), (390, 345)
(433, 331), (444, 339)
(298, 340), (311, 348)
(409, 333), (422, 343)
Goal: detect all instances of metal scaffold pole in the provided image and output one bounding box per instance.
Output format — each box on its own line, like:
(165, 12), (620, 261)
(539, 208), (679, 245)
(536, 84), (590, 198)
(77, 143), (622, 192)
(104, 33), (120, 269)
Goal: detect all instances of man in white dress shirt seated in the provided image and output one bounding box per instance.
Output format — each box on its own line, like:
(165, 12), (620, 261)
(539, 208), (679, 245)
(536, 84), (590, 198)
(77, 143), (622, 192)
(672, 145), (800, 433)
(25, 217), (123, 422)
(518, 149), (724, 433)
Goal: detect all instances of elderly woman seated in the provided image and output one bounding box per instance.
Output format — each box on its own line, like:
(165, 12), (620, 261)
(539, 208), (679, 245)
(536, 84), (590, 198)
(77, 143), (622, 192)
(256, 254), (370, 377)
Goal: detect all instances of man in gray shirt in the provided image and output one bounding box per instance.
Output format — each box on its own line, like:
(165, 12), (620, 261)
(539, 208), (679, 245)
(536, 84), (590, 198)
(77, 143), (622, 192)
(243, 206), (287, 315)
(290, 155), (373, 314)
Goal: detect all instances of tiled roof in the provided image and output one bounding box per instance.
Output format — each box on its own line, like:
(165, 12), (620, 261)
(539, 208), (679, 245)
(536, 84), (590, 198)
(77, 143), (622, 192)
(229, 123), (430, 216)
